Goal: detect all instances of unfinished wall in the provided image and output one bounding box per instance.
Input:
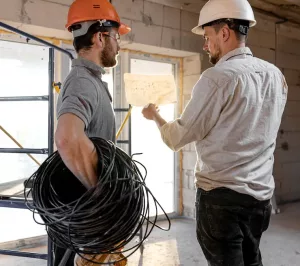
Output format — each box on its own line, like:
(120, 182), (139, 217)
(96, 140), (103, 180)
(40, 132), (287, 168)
(274, 30), (300, 203)
(181, 54), (202, 218)
(0, 0), (202, 54)
(239, 15), (300, 205)
(112, 0), (201, 53)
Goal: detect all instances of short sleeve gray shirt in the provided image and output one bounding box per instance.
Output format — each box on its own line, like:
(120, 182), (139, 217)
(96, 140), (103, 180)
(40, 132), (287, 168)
(56, 58), (116, 143)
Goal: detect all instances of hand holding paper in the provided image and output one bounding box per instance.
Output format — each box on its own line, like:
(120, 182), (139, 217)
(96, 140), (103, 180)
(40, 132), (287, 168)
(142, 103), (159, 120)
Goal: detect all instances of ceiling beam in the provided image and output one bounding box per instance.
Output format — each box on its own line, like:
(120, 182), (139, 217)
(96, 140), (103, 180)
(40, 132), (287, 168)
(261, 0), (300, 7)
(149, 0), (300, 26)
(249, 0), (300, 25)
(278, 0), (300, 5)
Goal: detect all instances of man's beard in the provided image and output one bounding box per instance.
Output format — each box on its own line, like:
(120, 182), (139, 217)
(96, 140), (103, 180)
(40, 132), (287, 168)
(208, 43), (221, 65)
(101, 43), (118, 68)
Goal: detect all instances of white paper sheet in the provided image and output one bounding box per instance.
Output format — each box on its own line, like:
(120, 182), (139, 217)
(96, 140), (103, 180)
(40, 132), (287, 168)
(123, 73), (177, 106)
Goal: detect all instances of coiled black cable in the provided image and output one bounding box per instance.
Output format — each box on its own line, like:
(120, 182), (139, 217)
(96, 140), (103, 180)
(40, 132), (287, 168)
(24, 137), (171, 265)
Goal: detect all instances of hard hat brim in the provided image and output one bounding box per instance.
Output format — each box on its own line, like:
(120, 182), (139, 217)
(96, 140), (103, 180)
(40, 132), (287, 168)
(191, 19), (257, 36)
(119, 22), (131, 35)
(66, 20), (131, 37)
(191, 25), (204, 35)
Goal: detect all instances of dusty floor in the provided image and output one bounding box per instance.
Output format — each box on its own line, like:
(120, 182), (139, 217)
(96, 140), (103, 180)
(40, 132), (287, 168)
(0, 202), (299, 266)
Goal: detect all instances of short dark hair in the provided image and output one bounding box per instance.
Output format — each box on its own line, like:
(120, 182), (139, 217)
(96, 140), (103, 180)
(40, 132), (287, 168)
(203, 19), (250, 42)
(70, 22), (112, 53)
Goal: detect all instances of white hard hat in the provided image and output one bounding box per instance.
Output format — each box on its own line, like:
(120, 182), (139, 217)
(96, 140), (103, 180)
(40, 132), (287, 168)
(192, 0), (256, 35)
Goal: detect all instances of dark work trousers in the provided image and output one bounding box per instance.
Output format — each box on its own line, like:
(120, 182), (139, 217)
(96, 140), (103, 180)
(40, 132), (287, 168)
(53, 245), (75, 266)
(195, 187), (272, 266)
(51, 171), (86, 266)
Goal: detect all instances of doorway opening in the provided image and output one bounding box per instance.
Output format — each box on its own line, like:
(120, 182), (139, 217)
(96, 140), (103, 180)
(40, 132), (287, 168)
(130, 58), (176, 216)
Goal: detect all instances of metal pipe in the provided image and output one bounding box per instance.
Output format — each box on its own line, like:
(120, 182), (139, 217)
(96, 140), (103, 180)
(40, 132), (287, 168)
(116, 106), (132, 140)
(178, 58), (184, 216)
(275, 19), (288, 67)
(0, 96), (49, 101)
(0, 21), (74, 60)
(47, 48), (55, 266)
(129, 105), (132, 156)
(0, 126), (41, 165)
(48, 48), (55, 155)
(116, 140), (129, 144)
(0, 249), (48, 260)
(114, 108), (131, 112)
(0, 148), (48, 154)
(0, 198), (31, 209)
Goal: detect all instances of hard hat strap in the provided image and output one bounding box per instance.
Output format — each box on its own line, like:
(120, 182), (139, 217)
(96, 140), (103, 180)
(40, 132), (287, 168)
(98, 19), (120, 29)
(202, 19), (249, 35)
(71, 20), (120, 38)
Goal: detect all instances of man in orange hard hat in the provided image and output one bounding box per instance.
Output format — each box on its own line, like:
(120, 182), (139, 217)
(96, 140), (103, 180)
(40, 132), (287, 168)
(142, 0), (288, 265)
(54, 0), (130, 265)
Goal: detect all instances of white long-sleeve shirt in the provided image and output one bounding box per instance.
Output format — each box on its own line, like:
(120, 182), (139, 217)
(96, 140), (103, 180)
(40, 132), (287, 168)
(160, 47), (288, 201)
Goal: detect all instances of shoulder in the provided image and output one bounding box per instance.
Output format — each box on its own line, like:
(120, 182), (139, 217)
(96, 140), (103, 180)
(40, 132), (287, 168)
(62, 68), (100, 96)
(199, 67), (233, 88)
(252, 56), (283, 75)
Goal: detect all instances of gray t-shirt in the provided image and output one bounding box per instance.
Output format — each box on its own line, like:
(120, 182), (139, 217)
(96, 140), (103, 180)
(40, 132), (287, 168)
(56, 58), (116, 143)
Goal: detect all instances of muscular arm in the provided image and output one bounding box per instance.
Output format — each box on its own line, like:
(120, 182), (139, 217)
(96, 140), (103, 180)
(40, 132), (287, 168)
(55, 113), (98, 189)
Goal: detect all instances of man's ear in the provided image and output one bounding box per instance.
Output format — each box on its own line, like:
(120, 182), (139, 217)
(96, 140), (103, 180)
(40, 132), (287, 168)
(222, 27), (230, 42)
(94, 32), (104, 48)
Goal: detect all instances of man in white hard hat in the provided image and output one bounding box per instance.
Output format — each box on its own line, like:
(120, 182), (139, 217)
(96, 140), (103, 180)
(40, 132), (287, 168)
(142, 0), (288, 265)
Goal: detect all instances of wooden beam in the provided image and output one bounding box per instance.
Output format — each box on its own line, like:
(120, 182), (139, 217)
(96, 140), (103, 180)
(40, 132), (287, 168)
(262, 0), (300, 6)
(277, 0), (300, 6)
(249, 0), (300, 24)
(155, 0), (300, 25)
(147, 0), (205, 13)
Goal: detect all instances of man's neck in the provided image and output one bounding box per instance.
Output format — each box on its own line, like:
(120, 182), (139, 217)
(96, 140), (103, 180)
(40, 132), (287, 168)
(78, 50), (103, 68)
(221, 42), (246, 59)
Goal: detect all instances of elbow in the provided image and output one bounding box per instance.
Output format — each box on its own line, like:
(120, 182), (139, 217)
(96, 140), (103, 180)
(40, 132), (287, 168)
(55, 133), (67, 152)
(173, 145), (183, 152)
(55, 130), (74, 153)
(160, 120), (187, 152)
(169, 143), (183, 152)
(55, 134), (66, 150)
(161, 137), (182, 152)
(160, 129), (183, 152)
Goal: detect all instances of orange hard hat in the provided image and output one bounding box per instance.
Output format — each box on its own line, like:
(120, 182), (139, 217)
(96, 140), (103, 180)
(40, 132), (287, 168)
(66, 0), (131, 36)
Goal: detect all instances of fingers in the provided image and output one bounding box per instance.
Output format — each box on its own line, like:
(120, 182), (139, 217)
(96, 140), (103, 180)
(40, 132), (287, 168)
(143, 103), (160, 112)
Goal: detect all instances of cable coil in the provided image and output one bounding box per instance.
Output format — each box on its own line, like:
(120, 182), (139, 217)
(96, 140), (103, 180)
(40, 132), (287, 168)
(24, 137), (171, 265)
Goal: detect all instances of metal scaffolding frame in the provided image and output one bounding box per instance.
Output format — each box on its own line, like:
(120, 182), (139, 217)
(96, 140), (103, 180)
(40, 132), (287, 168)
(0, 21), (142, 265)
(0, 21), (73, 266)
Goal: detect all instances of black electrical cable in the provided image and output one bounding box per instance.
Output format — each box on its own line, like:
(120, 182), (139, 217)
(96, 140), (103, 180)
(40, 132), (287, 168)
(24, 137), (171, 265)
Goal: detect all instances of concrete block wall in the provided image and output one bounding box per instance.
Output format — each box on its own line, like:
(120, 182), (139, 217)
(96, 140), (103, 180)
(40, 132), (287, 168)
(274, 37), (300, 203)
(112, 0), (202, 53)
(0, 0), (203, 54)
(247, 15), (300, 204)
(181, 54), (201, 219)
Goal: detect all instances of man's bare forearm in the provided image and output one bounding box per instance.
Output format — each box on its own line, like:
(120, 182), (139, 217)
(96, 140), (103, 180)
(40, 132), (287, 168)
(56, 135), (98, 189)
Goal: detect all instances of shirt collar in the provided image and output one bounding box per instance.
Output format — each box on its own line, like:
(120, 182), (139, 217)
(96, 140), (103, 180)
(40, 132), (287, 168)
(216, 47), (253, 66)
(72, 57), (106, 75)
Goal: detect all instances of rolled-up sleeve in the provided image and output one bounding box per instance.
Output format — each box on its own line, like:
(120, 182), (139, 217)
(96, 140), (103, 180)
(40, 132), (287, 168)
(160, 74), (228, 151)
